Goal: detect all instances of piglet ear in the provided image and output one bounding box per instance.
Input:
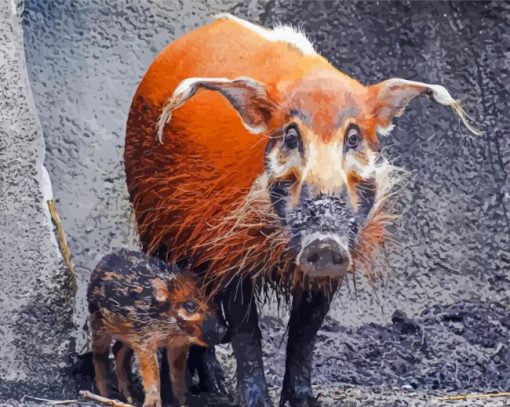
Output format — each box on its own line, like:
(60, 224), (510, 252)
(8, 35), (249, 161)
(157, 76), (275, 142)
(151, 278), (170, 303)
(369, 78), (480, 135)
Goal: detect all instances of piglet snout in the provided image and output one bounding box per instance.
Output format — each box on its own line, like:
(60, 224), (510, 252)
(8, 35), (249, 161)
(201, 313), (227, 345)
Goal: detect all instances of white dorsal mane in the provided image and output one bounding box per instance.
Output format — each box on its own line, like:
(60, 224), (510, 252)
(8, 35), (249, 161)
(215, 13), (316, 56)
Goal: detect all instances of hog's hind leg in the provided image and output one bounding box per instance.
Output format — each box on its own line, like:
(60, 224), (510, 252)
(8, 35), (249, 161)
(223, 277), (271, 407)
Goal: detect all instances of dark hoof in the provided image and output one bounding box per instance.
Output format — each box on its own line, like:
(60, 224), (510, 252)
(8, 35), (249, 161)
(241, 393), (273, 407)
(280, 392), (321, 407)
(237, 378), (272, 407)
(189, 384), (201, 395)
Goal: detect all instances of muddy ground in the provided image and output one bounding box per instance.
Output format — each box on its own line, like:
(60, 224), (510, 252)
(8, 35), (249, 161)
(2, 0), (508, 406)
(80, 301), (510, 406)
(5, 300), (510, 406)
(7, 300), (510, 406)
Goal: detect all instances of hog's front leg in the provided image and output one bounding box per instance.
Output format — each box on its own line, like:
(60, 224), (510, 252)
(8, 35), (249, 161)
(280, 284), (338, 407)
(223, 278), (271, 407)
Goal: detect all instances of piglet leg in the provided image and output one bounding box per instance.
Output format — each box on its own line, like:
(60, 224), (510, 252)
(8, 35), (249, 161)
(113, 341), (134, 403)
(135, 347), (162, 407)
(167, 338), (191, 406)
(91, 314), (112, 397)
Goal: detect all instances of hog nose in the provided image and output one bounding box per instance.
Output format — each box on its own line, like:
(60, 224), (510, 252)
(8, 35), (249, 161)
(298, 238), (351, 277)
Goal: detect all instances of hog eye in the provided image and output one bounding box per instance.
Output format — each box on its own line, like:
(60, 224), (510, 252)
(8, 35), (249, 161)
(346, 126), (362, 149)
(283, 125), (300, 150)
(183, 301), (198, 313)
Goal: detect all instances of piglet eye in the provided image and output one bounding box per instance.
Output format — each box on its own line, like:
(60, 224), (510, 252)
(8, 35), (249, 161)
(183, 301), (198, 313)
(346, 126), (362, 149)
(283, 126), (300, 150)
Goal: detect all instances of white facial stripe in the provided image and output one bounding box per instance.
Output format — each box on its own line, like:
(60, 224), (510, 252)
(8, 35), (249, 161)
(266, 133), (390, 213)
(267, 146), (301, 177)
(177, 309), (201, 321)
(344, 149), (379, 179)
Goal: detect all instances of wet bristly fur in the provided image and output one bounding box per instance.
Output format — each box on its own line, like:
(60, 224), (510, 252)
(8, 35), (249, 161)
(124, 15), (478, 301)
(192, 162), (406, 296)
(351, 161), (406, 283)
(128, 113), (403, 298)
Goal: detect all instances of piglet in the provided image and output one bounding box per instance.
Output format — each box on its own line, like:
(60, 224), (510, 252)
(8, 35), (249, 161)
(87, 249), (226, 406)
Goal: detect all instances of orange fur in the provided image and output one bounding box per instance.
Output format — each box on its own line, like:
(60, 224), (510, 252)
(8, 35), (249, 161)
(125, 17), (394, 292)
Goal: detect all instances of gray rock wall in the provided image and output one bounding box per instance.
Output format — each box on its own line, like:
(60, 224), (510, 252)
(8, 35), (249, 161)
(0, 0), (76, 399)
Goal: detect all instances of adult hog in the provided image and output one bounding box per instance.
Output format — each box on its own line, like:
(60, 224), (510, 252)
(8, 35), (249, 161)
(124, 14), (476, 407)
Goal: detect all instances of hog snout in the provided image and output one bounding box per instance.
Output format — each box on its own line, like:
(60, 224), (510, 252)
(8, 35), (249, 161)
(297, 233), (351, 277)
(289, 195), (356, 277)
(201, 313), (227, 345)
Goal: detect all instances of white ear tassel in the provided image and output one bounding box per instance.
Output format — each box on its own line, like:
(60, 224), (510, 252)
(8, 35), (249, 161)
(448, 100), (482, 136)
(385, 78), (482, 136)
(425, 83), (481, 136)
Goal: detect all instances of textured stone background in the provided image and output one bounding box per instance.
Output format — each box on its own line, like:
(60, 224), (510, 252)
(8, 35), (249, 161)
(11, 0), (510, 404)
(0, 0), (76, 399)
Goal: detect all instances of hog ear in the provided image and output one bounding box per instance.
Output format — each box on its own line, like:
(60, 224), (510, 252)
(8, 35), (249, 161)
(151, 278), (170, 303)
(369, 78), (480, 136)
(157, 76), (275, 142)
